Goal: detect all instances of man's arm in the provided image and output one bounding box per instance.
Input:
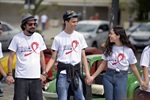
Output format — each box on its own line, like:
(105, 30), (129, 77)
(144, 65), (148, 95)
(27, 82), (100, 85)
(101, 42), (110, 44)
(46, 50), (57, 73)
(0, 63), (7, 77)
(7, 51), (15, 84)
(142, 66), (149, 90)
(81, 49), (90, 77)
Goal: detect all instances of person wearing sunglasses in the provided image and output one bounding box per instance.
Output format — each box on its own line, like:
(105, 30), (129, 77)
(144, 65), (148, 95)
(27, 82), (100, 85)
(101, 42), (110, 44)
(86, 26), (144, 100)
(135, 45), (150, 100)
(46, 10), (92, 100)
(7, 13), (47, 100)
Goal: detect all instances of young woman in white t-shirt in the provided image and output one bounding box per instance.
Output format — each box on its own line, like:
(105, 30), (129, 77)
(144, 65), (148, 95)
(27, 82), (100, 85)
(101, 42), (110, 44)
(87, 26), (144, 100)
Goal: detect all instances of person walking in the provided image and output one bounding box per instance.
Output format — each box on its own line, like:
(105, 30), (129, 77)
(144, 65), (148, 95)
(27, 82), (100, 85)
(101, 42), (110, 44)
(0, 22), (9, 97)
(7, 13), (47, 100)
(41, 14), (48, 31)
(46, 10), (92, 100)
(135, 45), (150, 100)
(86, 26), (143, 100)
(34, 14), (39, 27)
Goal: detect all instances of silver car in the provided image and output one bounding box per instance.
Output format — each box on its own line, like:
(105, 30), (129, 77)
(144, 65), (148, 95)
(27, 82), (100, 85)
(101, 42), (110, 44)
(0, 21), (20, 50)
(76, 20), (109, 49)
(129, 22), (150, 49)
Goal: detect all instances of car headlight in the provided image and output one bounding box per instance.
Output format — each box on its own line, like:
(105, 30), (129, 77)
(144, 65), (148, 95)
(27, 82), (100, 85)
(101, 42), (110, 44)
(44, 82), (50, 90)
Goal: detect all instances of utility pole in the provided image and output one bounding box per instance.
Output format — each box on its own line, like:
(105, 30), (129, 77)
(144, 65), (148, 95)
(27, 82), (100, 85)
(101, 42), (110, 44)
(109, 0), (119, 29)
(83, 0), (86, 20)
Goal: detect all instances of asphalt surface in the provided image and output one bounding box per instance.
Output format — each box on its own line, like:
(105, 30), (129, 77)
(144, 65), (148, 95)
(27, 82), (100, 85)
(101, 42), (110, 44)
(1, 24), (62, 100)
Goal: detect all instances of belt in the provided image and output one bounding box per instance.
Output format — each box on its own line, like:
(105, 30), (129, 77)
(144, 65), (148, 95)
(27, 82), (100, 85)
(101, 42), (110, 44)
(108, 68), (128, 72)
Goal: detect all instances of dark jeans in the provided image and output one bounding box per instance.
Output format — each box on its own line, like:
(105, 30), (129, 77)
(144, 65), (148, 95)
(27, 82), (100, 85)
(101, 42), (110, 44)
(13, 78), (43, 100)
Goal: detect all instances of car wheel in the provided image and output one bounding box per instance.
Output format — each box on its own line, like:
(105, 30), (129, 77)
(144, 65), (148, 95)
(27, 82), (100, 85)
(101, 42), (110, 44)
(133, 88), (144, 100)
(92, 42), (97, 48)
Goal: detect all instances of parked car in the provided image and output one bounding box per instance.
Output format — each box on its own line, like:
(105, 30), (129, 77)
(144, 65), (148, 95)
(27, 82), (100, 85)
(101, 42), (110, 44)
(126, 23), (143, 37)
(129, 22), (150, 49)
(75, 20), (109, 49)
(0, 21), (20, 50)
(43, 54), (142, 100)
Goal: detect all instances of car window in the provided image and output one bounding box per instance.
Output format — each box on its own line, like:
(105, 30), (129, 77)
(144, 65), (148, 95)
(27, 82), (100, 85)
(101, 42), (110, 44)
(97, 24), (109, 32)
(76, 24), (97, 33)
(138, 24), (150, 31)
(2, 24), (12, 32)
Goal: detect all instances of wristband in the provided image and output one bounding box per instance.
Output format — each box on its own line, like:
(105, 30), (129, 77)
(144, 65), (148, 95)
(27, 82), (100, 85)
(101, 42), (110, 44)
(8, 72), (13, 76)
(2, 76), (7, 83)
(42, 71), (47, 76)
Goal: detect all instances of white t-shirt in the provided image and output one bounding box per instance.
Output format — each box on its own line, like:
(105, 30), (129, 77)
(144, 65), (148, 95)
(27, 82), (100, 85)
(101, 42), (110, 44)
(51, 30), (87, 66)
(41, 14), (48, 23)
(8, 32), (46, 78)
(140, 45), (150, 92)
(0, 42), (3, 58)
(102, 45), (137, 71)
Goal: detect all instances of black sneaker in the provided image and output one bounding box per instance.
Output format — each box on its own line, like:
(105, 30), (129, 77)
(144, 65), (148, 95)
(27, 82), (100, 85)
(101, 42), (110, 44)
(0, 89), (3, 97)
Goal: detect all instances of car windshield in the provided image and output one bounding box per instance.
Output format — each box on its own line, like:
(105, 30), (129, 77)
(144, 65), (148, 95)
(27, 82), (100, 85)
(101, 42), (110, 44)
(138, 24), (150, 31)
(127, 24), (141, 32)
(76, 24), (97, 33)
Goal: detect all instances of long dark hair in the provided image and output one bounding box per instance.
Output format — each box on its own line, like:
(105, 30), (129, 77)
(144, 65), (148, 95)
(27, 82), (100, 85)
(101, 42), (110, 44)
(104, 26), (137, 57)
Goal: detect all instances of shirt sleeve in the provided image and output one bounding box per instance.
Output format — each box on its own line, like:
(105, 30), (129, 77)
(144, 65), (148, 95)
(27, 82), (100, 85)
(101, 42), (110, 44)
(39, 35), (46, 51)
(8, 36), (18, 52)
(140, 47), (150, 68)
(128, 49), (137, 64)
(0, 43), (3, 58)
(51, 36), (59, 51)
(80, 34), (88, 49)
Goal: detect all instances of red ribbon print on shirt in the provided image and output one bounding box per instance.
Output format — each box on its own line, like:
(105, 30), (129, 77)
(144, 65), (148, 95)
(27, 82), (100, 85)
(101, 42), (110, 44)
(112, 53), (125, 65)
(66, 40), (79, 55)
(24, 42), (39, 56)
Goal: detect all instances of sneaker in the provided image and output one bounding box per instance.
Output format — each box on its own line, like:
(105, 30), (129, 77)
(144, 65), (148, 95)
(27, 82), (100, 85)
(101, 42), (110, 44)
(0, 89), (3, 97)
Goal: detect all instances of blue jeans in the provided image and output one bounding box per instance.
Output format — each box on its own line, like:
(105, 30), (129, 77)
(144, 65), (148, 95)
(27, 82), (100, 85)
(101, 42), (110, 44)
(103, 69), (128, 100)
(57, 74), (85, 100)
(13, 78), (43, 100)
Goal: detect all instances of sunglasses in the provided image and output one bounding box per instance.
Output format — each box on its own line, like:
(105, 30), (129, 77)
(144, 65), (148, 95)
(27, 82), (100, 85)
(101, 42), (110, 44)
(27, 23), (37, 26)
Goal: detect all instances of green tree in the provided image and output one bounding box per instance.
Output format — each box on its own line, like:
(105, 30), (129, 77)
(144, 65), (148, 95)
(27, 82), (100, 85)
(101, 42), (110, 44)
(19, 0), (50, 15)
(135, 0), (150, 21)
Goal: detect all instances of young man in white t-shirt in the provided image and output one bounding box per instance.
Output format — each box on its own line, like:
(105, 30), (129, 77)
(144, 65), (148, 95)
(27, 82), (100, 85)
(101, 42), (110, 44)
(7, 14), (47, 100)
(46, 10), (92, 100)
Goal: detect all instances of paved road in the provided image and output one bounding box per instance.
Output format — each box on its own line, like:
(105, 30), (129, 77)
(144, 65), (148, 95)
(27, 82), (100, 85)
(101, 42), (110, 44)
(1, 25), (62, 100)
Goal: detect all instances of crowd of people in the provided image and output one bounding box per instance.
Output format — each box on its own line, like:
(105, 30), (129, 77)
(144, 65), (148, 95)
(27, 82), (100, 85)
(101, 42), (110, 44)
(0, 10), (149, 100)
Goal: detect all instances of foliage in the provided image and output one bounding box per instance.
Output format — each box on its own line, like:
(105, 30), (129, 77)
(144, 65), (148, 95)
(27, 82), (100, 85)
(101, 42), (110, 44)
(135, 0), (150, 21)
(19, 0), (50, 15)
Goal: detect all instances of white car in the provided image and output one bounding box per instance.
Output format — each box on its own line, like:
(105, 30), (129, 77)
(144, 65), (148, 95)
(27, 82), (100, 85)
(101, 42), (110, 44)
(129, 22), (150, 49)
(76, 20), (109, 49)
(0, 21), (20, 50)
